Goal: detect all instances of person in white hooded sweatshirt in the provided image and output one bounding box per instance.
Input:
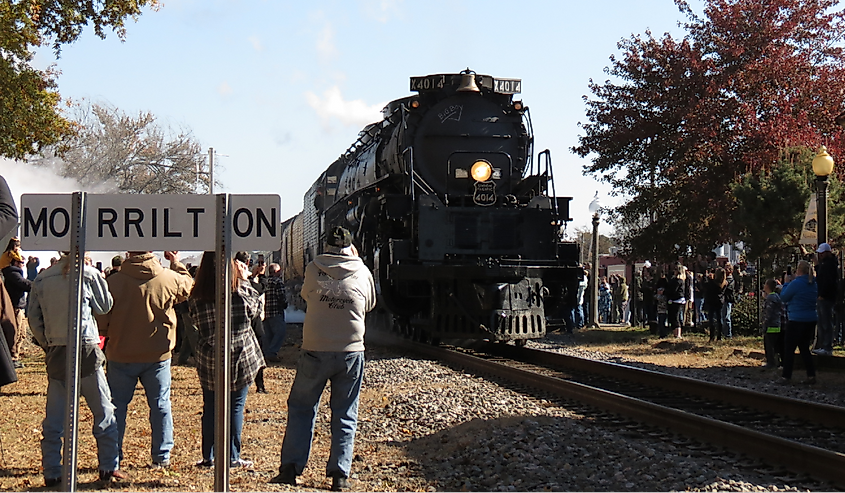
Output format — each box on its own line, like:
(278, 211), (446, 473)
(271, 226), (376, 492)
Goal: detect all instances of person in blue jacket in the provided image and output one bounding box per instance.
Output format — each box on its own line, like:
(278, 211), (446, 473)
(778, 260), (817, 384)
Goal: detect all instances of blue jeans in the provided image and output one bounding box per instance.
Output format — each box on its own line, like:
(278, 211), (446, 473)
(816, 298), (835, 352)
(107, 359), (174, 464)
(721, 302), (733, 338)
(280, 351), (364, 477)
(201, 385), (250, 463)
(263, 316), (287, 357)
(42, 367), (120, 478)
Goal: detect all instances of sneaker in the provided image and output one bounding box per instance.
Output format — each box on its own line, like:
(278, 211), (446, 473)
(269, 464), (298, 485)
(196, 459), (214, 468)
(230, 458), (253, 468)
(152, 459), (170, 469)
(265, 355), (282, 363)
(44, 477), (60, 487)
(775, 376), (791, 385)
(804, 376), (817, 385)
(256, 387), (269, 394)
(811, 348), (832, 356)
(13, 360), (23, 369)
(98, 469), (127, 482)
(331, 474), (350, 492)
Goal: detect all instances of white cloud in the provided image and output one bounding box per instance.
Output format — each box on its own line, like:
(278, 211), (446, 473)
(362, 0), (403, 23)
(218, 81), (233, 96)
(316, 22), (337, 60)
(248, 35), (262, 51)
(305, 86), (384, 128)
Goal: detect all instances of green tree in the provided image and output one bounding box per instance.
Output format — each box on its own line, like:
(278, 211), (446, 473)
(573, 0), (845, 262)
(0, 1), (158, 159)
(29, 103), (210, 194)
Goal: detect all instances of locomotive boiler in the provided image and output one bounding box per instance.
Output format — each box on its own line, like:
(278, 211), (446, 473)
(281, 69), (582, 344)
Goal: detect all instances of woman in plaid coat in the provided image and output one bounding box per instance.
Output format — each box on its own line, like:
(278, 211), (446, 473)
(188, 251), (265, 468)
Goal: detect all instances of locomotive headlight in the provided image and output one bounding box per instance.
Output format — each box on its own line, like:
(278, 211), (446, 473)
(470, 160), (493, 182)
(410, 99), (420, 109)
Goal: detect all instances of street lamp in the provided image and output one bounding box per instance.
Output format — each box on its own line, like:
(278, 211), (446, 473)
(813, 146), (835, 246)
(588, 193), (602, 328)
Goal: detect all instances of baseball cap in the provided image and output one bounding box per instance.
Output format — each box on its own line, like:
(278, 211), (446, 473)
(327, 226), (352, 248)
(817, 243), (832, 253)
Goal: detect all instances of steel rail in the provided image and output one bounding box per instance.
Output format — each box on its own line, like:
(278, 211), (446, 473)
(489, 344), (845, 429)
(386, 337), (845, 486)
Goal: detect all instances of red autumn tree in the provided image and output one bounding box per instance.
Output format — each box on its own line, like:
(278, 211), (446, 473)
(573, 0), (845, 261)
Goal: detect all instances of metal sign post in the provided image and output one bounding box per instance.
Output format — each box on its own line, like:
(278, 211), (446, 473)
(63, 192), (86, 492)
(214, 194), (232, 492)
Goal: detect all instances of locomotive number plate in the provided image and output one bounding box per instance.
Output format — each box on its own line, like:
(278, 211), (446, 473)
(410, 75), (446, 91)
(473, 181), (497, 207)
(493, 78), (521, 94)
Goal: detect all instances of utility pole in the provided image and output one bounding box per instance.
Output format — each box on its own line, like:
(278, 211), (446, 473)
(208, 147), (215, 194)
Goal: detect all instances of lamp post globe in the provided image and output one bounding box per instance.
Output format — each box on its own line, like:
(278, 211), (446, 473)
(813, 146), (835, 246)
(588, 193), (602, 328)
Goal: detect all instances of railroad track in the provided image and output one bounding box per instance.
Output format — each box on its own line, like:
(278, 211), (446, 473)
(378, 335), (845, 487)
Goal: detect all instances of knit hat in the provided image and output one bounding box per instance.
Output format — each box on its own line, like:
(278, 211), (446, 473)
(234, 251), (250, 264)
(9, 250), (24, 263)
(327, 226), (353, 248)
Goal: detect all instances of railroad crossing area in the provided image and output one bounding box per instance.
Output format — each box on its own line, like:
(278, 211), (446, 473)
(2, 323), (843, 491)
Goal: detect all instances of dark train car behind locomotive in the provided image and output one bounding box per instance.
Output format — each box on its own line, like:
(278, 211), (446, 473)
(281, 69), (582, 344)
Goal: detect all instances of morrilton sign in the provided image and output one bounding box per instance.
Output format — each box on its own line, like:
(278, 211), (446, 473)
(21, 194), (281, 251)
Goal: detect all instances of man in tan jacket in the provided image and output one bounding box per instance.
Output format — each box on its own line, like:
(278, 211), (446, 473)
(98, 251), (193, 469)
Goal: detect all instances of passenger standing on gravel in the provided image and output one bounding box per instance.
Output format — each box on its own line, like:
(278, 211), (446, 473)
(761, 279), (783, 369)
(812, 243), (838, 357)
(270, 226), (376, 492)
(188, 251), (264, 468)
(28, 254), (124, 485)
(778, 260), (818, 384)
(262, 263), (288, 362)
(98, 251), (193, 469)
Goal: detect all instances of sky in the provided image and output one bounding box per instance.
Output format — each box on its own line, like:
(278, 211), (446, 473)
(4, 0), (704, 251)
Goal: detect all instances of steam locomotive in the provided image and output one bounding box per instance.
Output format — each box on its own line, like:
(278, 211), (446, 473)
(281, 69), (582, 344)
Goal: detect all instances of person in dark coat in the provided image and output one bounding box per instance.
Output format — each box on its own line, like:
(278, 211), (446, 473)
(2, 251), (31, 366)
(0, 174), (17, 384)
(813, 243), (838, 356)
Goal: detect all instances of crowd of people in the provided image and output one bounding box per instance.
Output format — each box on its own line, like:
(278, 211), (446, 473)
(0, 175), (375, 492)
(561, 247), (839, 385)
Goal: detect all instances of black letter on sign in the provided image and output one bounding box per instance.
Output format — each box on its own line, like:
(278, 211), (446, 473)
(99, 209), (117, 238)
(151, 209), (158, 237)
(24, 208), (48, 237)
(233, 208), (253, 238)
(164, 209), (182, 237)
(187, 208), (205, 237)
(257, 208), (277, 238)
(125, 208), (144, 237)
(49, 209), (69, 237)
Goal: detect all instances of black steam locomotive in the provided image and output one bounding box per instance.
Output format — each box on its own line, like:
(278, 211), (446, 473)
(281, 69), (582, 344)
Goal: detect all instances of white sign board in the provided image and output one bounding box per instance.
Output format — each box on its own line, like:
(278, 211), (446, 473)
(21, 194), (281, 252)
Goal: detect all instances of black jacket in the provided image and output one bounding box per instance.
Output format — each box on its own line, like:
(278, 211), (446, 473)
(665, 277), (685, 302)
(816, 255), (839, 301)
(1, 265), (30, 310)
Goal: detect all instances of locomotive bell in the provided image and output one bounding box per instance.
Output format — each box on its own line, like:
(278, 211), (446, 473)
(456, 70), (481, 93)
